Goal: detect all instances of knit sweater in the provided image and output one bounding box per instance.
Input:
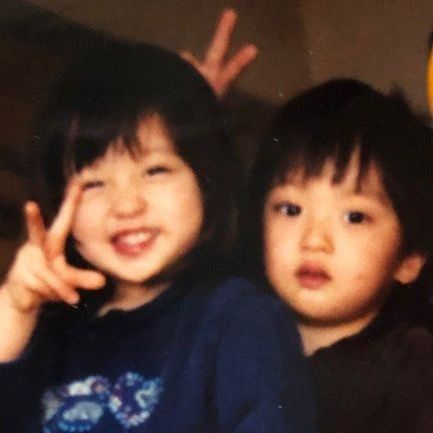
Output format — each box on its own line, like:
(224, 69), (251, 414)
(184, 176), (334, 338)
(0, 276), (316, 433)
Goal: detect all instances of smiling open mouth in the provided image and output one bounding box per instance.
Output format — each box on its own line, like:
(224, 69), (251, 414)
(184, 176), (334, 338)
(111, 229), (157, 256)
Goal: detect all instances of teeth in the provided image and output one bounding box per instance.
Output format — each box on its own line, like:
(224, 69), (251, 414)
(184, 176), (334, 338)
(116, 231), (152, 246)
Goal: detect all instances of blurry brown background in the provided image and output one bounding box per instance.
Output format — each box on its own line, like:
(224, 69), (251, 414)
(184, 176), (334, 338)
(1, 0), (433, 275)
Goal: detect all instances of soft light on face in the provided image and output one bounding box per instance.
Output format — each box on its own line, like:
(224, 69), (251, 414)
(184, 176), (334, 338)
(263, 152), (424, 328)
(72, 115), (204, 291)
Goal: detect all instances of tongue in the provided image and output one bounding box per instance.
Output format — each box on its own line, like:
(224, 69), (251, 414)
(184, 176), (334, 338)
(112, 233), (152, 256)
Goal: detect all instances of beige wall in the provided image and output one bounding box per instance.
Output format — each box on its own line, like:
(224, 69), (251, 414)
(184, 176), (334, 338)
(27, 0), (312, 104)
(301, 0), (433, 111)
(27, 0), (433, 110)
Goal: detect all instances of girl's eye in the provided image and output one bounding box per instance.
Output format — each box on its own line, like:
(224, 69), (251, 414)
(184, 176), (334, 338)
(145, 165), (170, 176)
(82, 180), (104, 190)
(274, 202), (302, 217)
(344, 211), (369, 224)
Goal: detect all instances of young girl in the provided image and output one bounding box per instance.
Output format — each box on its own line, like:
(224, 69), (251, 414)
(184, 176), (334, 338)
(244, 78), (433, 433)
(0, 42), (315, 432)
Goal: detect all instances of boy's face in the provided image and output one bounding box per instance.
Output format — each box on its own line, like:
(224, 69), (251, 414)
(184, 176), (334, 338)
(263, 153), (424, 328)
(72, 115), (204, 290)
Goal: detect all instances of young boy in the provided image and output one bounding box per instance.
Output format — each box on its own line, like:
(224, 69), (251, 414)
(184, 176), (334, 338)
(244, 78), (433, 433)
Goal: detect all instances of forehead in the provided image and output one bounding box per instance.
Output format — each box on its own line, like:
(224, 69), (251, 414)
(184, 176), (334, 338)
(79, 115), (178, 173)
(135, 115), (176, 153)
(113, 114), (176, 156)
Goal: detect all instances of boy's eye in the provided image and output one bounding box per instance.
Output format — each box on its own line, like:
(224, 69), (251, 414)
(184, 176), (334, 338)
(82, 180), (104, 190)
(344, 211), (368, 224)
(274, 202), (302, 217)
(144, 165), (170, 176)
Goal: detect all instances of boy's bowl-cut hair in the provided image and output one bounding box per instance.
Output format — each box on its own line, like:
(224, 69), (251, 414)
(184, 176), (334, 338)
(30, 41), (240, 281)
(244, 78), (433, 288)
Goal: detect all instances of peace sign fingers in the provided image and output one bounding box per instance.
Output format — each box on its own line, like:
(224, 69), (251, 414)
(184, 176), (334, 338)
(180, 8), (257, 98)
(213, 44), (258, 97)
(7, 179), (106, 311)
(51, 255), (106, 291)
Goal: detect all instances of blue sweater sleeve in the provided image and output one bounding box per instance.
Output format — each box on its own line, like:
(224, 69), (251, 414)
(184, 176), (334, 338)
(214, 293), (317, 433)
(0, 349), (43, 430)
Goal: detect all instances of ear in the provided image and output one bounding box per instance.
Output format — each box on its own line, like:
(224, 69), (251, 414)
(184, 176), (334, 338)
(393, 252), (426, 285)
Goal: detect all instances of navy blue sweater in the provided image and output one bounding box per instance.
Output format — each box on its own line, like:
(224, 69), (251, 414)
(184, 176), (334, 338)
(0, 277), (316, 433)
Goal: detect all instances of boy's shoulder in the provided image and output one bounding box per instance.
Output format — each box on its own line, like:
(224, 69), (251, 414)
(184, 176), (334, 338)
(311, 318), (433, 433)
(381, 320), (433, 365)
(310, 312), (433, 394)
(312, 311), (433, 362)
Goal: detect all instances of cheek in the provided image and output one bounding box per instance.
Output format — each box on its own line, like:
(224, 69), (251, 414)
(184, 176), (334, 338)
(162, 180), (204, 242)
(181, 178), (204, 221)
(178, 200), (204, 246)
(264, 220), (294, 277)
(263, 217), (278, 263)
(343, 233), (402, 285)
(72, 201), (103, 242)
(367, 227), (401, 264)
(179, 192), (204, 223)
(179, 194), (203, 224)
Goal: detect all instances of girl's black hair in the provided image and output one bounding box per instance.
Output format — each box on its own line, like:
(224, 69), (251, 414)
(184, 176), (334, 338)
(30, 41), (241, 286)
(243, 79), (433, 295)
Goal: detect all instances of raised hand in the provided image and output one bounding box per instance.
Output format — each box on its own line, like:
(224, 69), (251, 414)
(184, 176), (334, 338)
(2, 180), (106, 314)
(180, 8), (258, 98)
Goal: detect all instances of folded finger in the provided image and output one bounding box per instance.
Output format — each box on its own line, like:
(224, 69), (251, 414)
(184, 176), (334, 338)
(51, 257), (106, 290)
(219, 44), (258, 91)
(32, 266), (78, 304)
(14, 274), (64, 309)
(180, 50), (196, 64)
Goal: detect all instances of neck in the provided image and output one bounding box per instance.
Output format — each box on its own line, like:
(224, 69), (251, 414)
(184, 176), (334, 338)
(97, 280), (169, 316)
(297, 312), (378, 356)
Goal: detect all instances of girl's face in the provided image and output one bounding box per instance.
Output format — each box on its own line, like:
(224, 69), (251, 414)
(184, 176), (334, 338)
(72, 115), (204, 290)
(263, 152), (424, 330)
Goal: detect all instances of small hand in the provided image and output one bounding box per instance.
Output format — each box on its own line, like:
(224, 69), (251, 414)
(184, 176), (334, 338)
(3, 180), (106, 313)
(180, 8), (258, 98)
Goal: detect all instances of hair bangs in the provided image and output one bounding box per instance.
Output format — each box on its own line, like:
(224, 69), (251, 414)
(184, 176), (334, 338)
(63, 109), (154, 176)
(270, 124), (374, 192)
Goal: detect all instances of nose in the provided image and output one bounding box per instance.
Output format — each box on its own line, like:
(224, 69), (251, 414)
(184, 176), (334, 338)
(109, 183), (146, 219)
(300, 215), (333, 254)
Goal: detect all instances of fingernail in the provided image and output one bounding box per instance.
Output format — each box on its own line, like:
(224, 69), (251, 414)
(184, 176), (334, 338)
(248, 45), (258, 56)
(68, 293), (80, 305)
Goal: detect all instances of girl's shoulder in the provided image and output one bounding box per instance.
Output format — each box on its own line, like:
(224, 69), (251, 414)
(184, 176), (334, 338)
(199, 275), (282, 311)
(189, 275), (297, 335)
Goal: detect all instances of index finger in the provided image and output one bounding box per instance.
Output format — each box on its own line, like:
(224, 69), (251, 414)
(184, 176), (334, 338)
(45, 179), (82, 260)
(24, 201), (47, 246)
(427, 43), (433, 118)
(204, 8), (238, 67)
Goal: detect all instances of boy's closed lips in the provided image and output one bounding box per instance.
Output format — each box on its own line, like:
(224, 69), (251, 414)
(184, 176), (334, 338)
(296, 263), (331, 290)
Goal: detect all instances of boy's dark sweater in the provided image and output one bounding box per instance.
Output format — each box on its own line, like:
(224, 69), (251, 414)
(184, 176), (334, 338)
(0, 276), (316, 433)
(309, 297), (433, 433)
